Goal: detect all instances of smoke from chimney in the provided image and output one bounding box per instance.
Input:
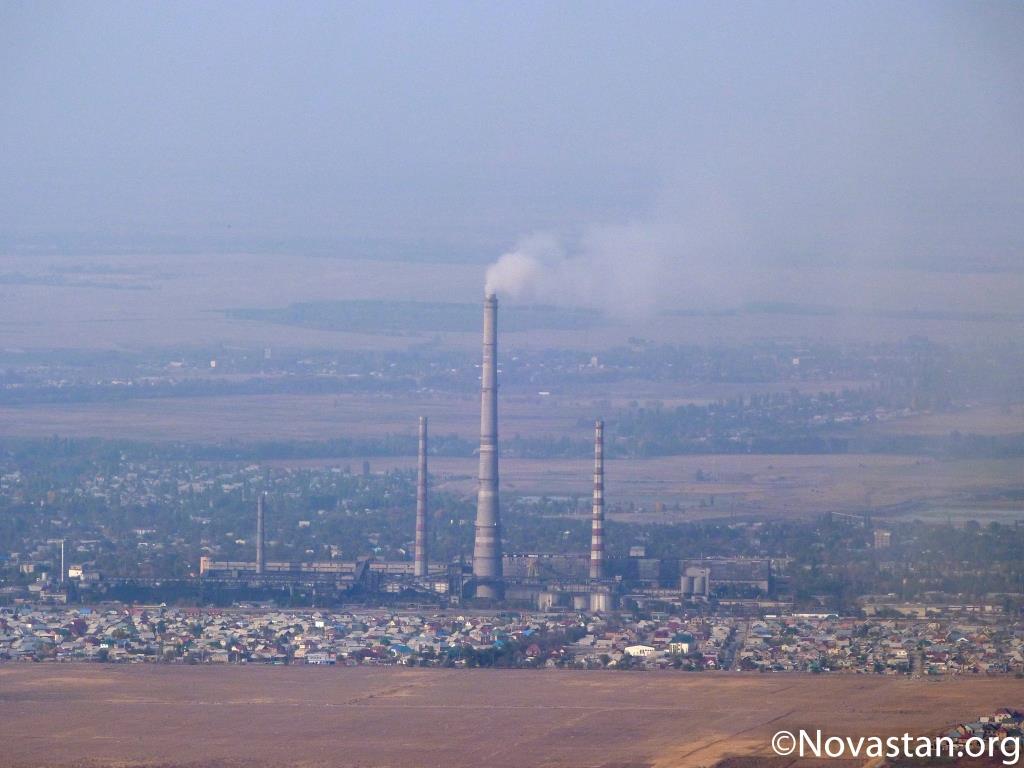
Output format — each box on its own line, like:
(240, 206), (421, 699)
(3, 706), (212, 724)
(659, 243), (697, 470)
(482, 225), (671, 314)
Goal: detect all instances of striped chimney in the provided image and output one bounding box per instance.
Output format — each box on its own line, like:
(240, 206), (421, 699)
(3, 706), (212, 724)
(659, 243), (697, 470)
(589, 419), (605, 581)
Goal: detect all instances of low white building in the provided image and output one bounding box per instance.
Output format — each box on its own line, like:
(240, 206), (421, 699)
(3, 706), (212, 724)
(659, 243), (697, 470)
(624, 644), (656, 658)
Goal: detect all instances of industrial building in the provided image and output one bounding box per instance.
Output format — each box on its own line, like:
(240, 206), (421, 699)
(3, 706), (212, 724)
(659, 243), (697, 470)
(198, 416), (450, 597)
(680, 558), (772, 598)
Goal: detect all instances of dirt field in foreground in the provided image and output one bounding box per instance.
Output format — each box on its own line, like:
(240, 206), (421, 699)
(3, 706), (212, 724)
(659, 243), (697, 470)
(0, 666), (1020, 768)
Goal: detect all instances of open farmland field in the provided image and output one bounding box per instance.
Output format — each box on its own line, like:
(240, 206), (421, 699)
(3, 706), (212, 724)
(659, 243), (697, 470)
(0, 666), (1020, 768)
(0, 389), (616, 445)
(0, 392), (490, 443)
(0, 388), (1020, 519)
(0, 389), (1019, 447)
(865, 404), (1024, 437)
(0, 381), (889, 444)
(275, 453), (1024, 523)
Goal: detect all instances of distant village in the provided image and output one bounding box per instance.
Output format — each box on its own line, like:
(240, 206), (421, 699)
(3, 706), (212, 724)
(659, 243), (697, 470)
(2, 606), (1022, 675)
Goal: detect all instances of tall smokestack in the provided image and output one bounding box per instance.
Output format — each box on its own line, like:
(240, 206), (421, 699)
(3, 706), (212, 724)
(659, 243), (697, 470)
(414, 415), (429, 577)
(473, 293), (503, 600)
(590, 419), (605, 581)
(256, 493), (265, 575)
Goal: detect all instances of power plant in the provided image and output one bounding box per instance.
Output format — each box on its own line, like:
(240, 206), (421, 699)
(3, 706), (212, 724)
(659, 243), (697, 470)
(195, 288), (773, 612)
(202, 291), (613, 608)
(472, 293), (503, 601)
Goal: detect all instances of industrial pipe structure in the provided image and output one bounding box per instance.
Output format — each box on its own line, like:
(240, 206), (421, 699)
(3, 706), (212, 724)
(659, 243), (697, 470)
(414, 415), (429, 578)
(472, 293), (503, 600)
(589, 419), (605, 581)
(256, 493), (266, 576)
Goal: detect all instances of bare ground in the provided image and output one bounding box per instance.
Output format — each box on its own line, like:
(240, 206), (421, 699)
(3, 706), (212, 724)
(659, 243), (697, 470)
(0, 666), (1020, 768)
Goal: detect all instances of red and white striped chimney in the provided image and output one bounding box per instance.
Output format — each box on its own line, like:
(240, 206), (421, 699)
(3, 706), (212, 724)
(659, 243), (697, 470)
(589, 419), (605, 581)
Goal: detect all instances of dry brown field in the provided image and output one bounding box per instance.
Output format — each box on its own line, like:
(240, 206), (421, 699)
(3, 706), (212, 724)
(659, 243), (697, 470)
(0, 383), (899, 445)
(2, 403), (1016, 521)
(865, 404), (1024, 437)
(0, 666), (1020, 768)
(276, 453), (1024, 522)
(0, 388), (1020, 519)
(0, 382), (876, 448)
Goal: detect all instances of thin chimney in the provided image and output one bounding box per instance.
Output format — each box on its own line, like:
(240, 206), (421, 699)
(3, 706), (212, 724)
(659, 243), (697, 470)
(256, 493), (266, 575)
(590, 419), (605, 581)
(414, 416), (429, 577)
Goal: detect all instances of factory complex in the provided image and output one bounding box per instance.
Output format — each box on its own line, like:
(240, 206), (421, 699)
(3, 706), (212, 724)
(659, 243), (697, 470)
(197, 295), (773, 611)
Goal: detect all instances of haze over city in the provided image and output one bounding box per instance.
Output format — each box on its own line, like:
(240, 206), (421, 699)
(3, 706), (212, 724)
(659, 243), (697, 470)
(1, 3), (1022, 768)
(4, 3), (1023, 282)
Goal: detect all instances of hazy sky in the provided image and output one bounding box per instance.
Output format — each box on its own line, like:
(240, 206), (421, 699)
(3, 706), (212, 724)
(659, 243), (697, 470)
(2, 1), (1022, 272)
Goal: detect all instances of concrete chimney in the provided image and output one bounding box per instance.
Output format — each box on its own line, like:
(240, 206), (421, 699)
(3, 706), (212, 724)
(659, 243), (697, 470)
(414, 415), (429, 578)
(473, 293), (503, 600)
(256, 493), (266, 575)
(589, 419), (605, 581)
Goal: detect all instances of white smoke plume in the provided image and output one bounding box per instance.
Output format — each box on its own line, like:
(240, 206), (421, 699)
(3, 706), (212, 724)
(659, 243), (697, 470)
(483, 234), (555, 300)
(483, 191), (747, 316)
(484, 132), (1024, 319)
